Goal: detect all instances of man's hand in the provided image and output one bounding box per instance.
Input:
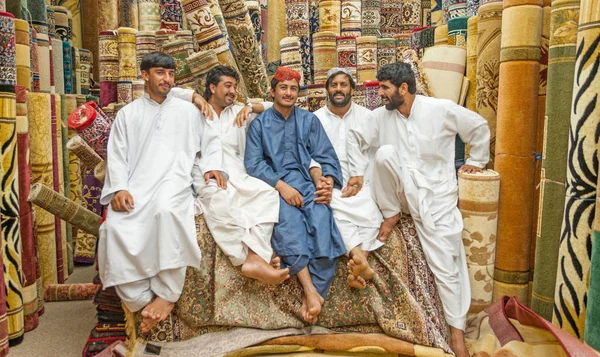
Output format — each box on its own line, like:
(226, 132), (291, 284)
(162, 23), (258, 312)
(234, 105), (253, 127)
(111, 190), (135, 213)
(341, 176), (364, 198)
(276, 180), (304, 208)
(314, 176), (333, 205)
(204, 170), (227, 189)
(458, 164), (483, 174)
(192, 92), (214, 120)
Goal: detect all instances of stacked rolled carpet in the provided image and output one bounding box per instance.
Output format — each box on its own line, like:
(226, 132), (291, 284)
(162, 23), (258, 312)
(377, 38), (397, 68)
(186, 49), (219, 96)
(68, 103), (111, 159)
(161, 0), (185, 30)
(15, 86), (39, 332)
(352, 83), (366, 107)
(531, 0), (580, 321)
(0, 222), (8, 356)
(37, 32), (51, 93)
(135, 31), (157, 79)
(285, 0), (312, 85)
(448, 15), (468, 48)
(422, 45), (466, 103)
(585, 176), (600, 349)
(218, 0), (269, 98)
(162, 39), (195, 87)
(99, 30), (119, 107)
(119, 0), (140, 28)
(62, 41), (73, 94)
(247, 1), (261, 48)
(401, 49), (434, 96)
(117, 27), (137, 105)
(380, 0), (402, 36)
(340, 0), (361, 37)
(553, 0), (599, 339)
(14, 19), (30, 91)
(336, 36), (357, 81)
(99, 0), (119, 30)
(139, 0), (161, 30)
(50, 94), (66, 284)
(312, 31), (337, 83)
(319, 0), (341, 34)
(394, 33), (412, 55)
(307, 83), (326, 112)
(465, 16), (478, 112)
(296, 86), (308, 110)
(44, 283), (100, 302)
(434, 24), (448, 45)
(493, 0), (542, 305)
(458, 170), (500, 313)
(51, 39), (64, 94)
(361, 0), (380, 37)
(475, 1), (502, 167)
(266, 0), (286, 71)
(280, 37), (305, 86)
(364, 80), (381, 110)
(78, 49), (92, 95)
(356, 36), (377, 83)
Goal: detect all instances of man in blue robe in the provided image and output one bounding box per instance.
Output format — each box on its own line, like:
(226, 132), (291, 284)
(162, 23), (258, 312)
(244, 67), (346, 324)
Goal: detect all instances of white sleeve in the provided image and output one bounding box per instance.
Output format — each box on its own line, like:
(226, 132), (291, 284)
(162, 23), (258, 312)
(347, 112), (380, 176)
(449, 104), (490, 168)
(100, 111), (129, 205)
(170, 87), (196, 103)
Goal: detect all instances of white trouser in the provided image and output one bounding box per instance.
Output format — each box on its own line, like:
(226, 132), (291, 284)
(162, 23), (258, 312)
(115, 267), (187, 312)
(371, 145), (470, 330)
(336, 219), (383, 253)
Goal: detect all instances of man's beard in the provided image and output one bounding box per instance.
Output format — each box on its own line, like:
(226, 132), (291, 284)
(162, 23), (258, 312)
(384, 91), (404, 110)
(328, 91), (352, 107)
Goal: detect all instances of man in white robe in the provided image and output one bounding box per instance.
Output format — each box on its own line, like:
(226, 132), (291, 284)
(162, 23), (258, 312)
(347, 62), (490, 357)
(312, 68), (383, 290)
(189, 65), (290, 284)
(98, 52), (226, 333)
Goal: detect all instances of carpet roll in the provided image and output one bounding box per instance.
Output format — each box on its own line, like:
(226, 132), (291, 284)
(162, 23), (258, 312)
(50, 94), (65, 284)
(66, 135), (103, 169)
(448, 15), (468, 48)
(44, 283), (100, 302)
(139, 0), (161, 30)
(352, 83), (366, 107)
(67, 103), (111, 159)
(380, 0), (402, 36)
(118, 0), (139, 28)
(267, 0), (286, 67)
(356, 36), (377, 83)
(377, 37), (397, 68)
(285, 0), (312, 85)
(162, 39), (194, 87)
(27, 0), (47, 23)
(176, 30), (194, 55)
(394, 33), (412, 56)
(319, 0), (341, 34)
(475, 2), (501, 168)
(186, 49), (219, 96)
(402, 0), (421, 32)
(99, 0), (119, 30)
(493, 0), (542, 306)
(28, 183), (102, 236)
(531, 0), (580, 320)
(458, 170), (499, 313)
(51, 39), (64, 94)
(401, 49), (434, 96)
(118, 27), (138, 83)
(340, 0), (361, 36)
(218, 0), (269, 98)
(135, 31), (156, 79)
(99, 30), (119, 107)
(94, 161), (106, 183)
(131, 80), (144, 101)
(160, 0), (184, 30)
(364, 80), (381, 110)
(465, 16), (478, 113)
(0, 223), (9, 356)
(307, 83), (326, 112)
(585, 180), (600, 349)
(0, 86), (25, 345)
(51, 5), (70, 41)
(312, 31), (337, 84)
(27, 92), (57, 288)
(247, 0), (261, 48)
(36, 32), (51, 93)
(422, 45), (466, 103)
(553, 0), (600, 339)
(62, 41), (73, 94)
(59, 95), (73, 276)
(14, 19), (29, 90)
(280, 37), (305, 86)
(75, 171), (102, 264)
(434, 24), (448, 45)
(361, 0), (380, 37)
(336, 36), (357, 82)
(14, 86), (38, 332)
(79, 48), (92, 95)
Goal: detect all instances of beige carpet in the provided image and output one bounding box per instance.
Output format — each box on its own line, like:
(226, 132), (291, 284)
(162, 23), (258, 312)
(8, 265), (97, 357)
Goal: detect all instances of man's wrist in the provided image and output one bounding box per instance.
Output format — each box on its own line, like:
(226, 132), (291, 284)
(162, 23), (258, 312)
(245, 102), (254, 113)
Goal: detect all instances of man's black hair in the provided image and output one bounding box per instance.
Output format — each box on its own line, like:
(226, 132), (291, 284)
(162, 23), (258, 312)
(376, 62), (417, 94)
(203, 65), (240, 100)
(140, 52), (176, 73)
(325, 71), (356, 90)
(270, 77), (280, 90)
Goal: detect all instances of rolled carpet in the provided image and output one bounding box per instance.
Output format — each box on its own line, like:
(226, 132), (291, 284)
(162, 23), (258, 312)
(458, 170), (499, 313)
(218, 0), (269, 98)
(285, 0), (312, 85)
(98, 0), (119, 30)
(448, 15), (468, 48)
(162, 39), (194, 87)
(319, 0), (341, 34)
(36, 32), (51, 93)
(247, 1), (261, 50)
(296, 85), (308, 110)
(361, 0), (380, 37)
(75, 171), (102, 264)
(44, 283), (100, 302)
(531, 0), (580, 321)
(66, 135), (104, 169)
(585, 179), (600, 349)
(135, 31), (156, 79)
(352, 83), (366, 107)
(380, 0), (402, 37)
(340, 0), (361, 37)
(364, 80), (381, 110)
(401, 49), (434, 97)
(186, 49), (219, 96)
(59, 95), (73, 276)
(119, 0), (140, 28)
(394, 33), (412, 55)
(356, 36), (377, 83)
(131, 80), (144, 101)
(465, 16), (478, 112)
(336, 36), (357, 82)
(28, 183), (102, 236)
(421, 45), (466, 103)
(62, 41), (73, 94)
(94, 161), (106, 183)
(377, 37), (397, 68)
(266, 0), (286, 68)
(434, 24), (448, 45)
(493, 0), (542, 305)
(27, 92), (57, 288)
(0, 222), (9, 356)
(160, 0), (184, 30)
(553, 0), (600, 339)
(401, 0), (421, 32)
(67, 103), (111, 159)
(139, 0), (161, 30)
(14, 19), (30, 90)
(280, 37), (305, 86)
(475, 1), (501, 168)
(50, 94), (65, 284)
(51, 39), (64, 94)
(99, 30), (119, 107)
(78, 48), (92, 95)
(15, 86), (39, 332)
(0, 86), (25, 345)
(307, 83), (326, 112)
(118, 27), (138, 82)
(312, 31), (337, 84)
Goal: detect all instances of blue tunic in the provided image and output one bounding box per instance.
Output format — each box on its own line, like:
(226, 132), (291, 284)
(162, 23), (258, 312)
(245, 106), (346, 297)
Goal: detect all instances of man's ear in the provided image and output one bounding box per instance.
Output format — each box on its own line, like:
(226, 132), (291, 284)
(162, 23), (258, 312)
(209, 83), (217, 95)
(141, 70), (149, 82)
(400, 82), (409, 95)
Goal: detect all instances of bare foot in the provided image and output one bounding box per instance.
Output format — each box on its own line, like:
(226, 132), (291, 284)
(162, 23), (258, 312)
(301, 288), (324, 323)
(347, 274), (367, 289)
(450, 327), (471, 357)
(348, 254), (374, 280)
(242, 251), (290, 284)
(378, 213), (401, 242)
(140, 297), (175, 333)
(270, 256), (281, 269)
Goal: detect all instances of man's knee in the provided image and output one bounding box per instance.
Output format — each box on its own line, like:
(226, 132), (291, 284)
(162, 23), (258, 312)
(374, 145), (398, 166)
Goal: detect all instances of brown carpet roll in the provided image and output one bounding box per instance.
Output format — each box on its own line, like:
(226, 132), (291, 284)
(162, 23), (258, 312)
(44, 283), (100, 302)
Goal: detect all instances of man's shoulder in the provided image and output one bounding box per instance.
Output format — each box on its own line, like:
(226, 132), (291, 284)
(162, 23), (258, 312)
(170, 96), (198, 111)
(313, 107), (326, 119)
(418, 95), (453, 108)
(351, 103), (372, 115)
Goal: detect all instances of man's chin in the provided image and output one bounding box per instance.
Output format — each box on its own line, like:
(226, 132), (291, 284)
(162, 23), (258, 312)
(385, 103), (396, 110)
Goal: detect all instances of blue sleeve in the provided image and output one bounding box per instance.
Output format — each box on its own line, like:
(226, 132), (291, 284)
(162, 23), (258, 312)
(244, 119), (282, 187)
(307, 115), (343, 189)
